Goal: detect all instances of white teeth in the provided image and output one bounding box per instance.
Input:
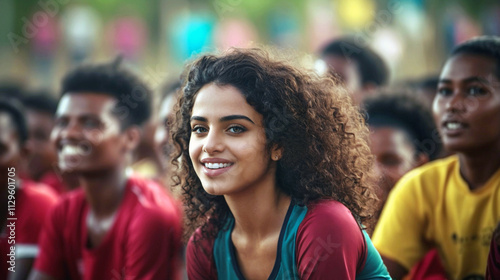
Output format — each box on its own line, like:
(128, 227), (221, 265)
(204, 162), (232, 169)
(61, 145), (85, 156)
(446, 122), (463, 130)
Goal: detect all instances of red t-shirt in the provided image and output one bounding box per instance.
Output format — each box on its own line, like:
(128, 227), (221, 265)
(0, 180), (58, 279)
(34, 176), (183, 280)
(39, 171), (68, 195)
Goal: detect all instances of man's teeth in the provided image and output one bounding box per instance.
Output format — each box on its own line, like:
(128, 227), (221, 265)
(446, 122), (464, 130)
(204, 163), (232, 169)
(61, 145), (85, 156)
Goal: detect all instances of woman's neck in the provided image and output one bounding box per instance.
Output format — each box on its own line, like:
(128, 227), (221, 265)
(225, 182), (291, 240)
(459, 149), (500, 190)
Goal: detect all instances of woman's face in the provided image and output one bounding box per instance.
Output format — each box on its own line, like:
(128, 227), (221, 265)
(189, 83), (276, 196)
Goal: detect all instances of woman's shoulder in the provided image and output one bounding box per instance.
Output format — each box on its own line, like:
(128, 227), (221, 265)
(187, 227), (216, 250)
(304, 199), (356, 221)
(295, 200), (366, 278)
(298, 199), (363, 239)
(186, 227), (218, 279)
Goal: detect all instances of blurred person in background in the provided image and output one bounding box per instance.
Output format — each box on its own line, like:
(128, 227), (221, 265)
(29, 58), (183, 280)
(154, 78), (185, 278)
(364, 92), (447, 279)
(155, 79), (182, 184)
(22, 92), (79, 194)
(363, 92), (441, 219)
(406, 76), (440, 110)
(373, 36), (500, 279)
(0, 98), (58, 280)
(132, 78), (182, 185)
(319, 36), (389, 105)
(130, 114), (163, 180)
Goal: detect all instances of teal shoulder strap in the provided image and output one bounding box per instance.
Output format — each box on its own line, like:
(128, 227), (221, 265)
(213, 217), (239, 279)
(356, 230), (392, 280)
(277, 203), (308, 279)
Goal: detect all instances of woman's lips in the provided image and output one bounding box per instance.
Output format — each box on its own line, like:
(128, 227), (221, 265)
(201, 162), (234, 177)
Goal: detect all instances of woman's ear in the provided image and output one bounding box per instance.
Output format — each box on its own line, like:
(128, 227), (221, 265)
(271, 144), (284, 161)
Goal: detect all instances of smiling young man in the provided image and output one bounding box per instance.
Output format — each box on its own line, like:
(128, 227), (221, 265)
(29, 59), (182, 280)
(372, 36), (500, 279)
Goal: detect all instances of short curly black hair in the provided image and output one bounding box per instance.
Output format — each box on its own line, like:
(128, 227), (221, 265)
(320, 37), (389, 86)
(60, 57), (152, 129)
(22, 90), (58, 116)
(363, 92), (442, 160)
(451, 35), (500, 80)
(0, 97), (28, 146)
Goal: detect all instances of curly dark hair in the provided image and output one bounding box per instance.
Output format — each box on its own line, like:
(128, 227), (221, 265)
(61, 57), (152, 129)
(363, 92), (442, 161)
(171, 48), (378, 241)
(320, 37), (389, 87)
(451, 35), (500, 80)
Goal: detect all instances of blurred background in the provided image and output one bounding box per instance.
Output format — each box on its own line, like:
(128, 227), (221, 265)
(1, 0), (499, 93)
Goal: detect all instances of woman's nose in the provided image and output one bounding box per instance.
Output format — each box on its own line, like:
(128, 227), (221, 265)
(202, 129), (224, 154)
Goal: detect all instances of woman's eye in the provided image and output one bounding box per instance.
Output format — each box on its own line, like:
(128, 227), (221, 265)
(192, 126), (208, 134)
(227, 126), (246, 134)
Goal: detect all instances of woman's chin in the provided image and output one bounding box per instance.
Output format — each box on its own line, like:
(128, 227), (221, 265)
(202, 185), (229, 196)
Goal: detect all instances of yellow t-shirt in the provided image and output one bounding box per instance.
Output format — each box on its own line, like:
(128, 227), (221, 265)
(373, 155), (500, 279)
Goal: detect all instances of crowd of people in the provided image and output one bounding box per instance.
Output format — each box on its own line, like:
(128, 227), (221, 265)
(0, 34), (499, 280)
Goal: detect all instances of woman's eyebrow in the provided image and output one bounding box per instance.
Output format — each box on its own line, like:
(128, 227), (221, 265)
(190, 116), (207, 122)
(190, 115), (255, 124)
(220, 115), (255, 124)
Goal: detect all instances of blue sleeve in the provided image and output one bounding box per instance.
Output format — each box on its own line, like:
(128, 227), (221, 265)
(356, 230), (392, 280)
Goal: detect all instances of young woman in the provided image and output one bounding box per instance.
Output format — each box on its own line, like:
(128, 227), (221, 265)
(171, 49), (389, 279)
